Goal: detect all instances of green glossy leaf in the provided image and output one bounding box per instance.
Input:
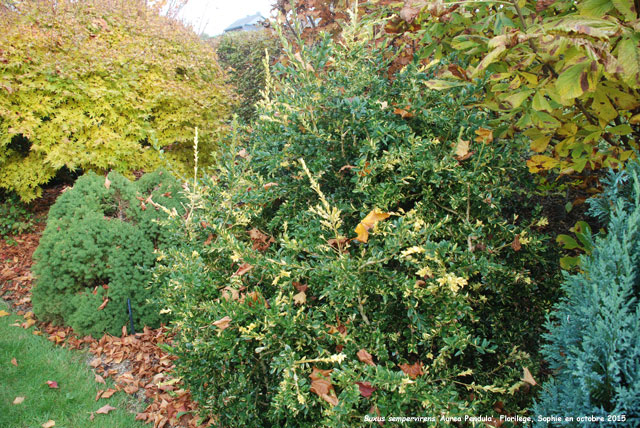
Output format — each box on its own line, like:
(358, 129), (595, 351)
(557, 234), (580, 249)
(559, 256), (580, 270)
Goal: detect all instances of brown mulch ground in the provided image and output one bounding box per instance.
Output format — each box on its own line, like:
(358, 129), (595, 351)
(0, 186), (214, 428)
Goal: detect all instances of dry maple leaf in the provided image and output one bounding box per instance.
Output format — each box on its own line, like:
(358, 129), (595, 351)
(42, 420), (55, 428)
(0, 310), (10, 317)
(11, 357), (18, 366)
(399, 362), (424, 379)
(232, 263), (253, 277)
(522, 367), (537, 386)
(293, 291), (306, 305)
(100, 388), (116, 399)
(293, 281), (308, 293)
(213, 316), (232, 331)
(97, 298), (109, 311)
(357, 349), (375, 366)
(46, 380), (59, 389)
(474, 127), (493, 144)
(221, 286), (240, 301)
(454, 138), (473, 161)
(22, 319), (36, 329)
(96, 404), (116, 415)
(236, 148), (249, 159)
(355, 209), (391, 243)
(95, 374), (105, 384)
(399, 0), (426, 23)
(393, 107), (414, 119)
(13, 396), (25, 405)
(248, 228), (274, 252)
(309, 367), (339, 406)
(356, 381), (377, 398)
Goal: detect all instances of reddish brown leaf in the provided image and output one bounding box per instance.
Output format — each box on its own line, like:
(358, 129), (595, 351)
(293, 281), (308, 292)
(356, 381), (377, 398)
(46, 380), (59, 389)
(248, 228), (274, 251)
(357, 349), (375, 366)
(232, 263), (253, 277)
(221, 286), (240, 301)
(399, 362), (423, 379)
(100, 388), (116, 399)
(11, 357), (17, 366)
(203, 233), (214, 246)
(263, 182), (278, 189)
(512, 235), (522, 252)
(95, 374), (105, 384)
(98, 298), (109, 311)
(393, 107), (414, 119)
(310, 367), (339, 406)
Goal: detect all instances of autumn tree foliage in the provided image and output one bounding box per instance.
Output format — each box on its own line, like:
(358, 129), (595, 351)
(375, 0), (640, 189)
(279, 0), (640, 194)
(0, 0), (232, 201)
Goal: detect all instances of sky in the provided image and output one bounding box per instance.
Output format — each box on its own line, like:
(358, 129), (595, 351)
(178, 0), (275, 37)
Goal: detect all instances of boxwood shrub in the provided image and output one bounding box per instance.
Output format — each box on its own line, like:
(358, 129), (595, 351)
(32, 169), (185, 337)
(156, 20), (562, 427)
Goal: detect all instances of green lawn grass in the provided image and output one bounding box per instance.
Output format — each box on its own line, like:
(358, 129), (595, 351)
(0, 301), (146, 428)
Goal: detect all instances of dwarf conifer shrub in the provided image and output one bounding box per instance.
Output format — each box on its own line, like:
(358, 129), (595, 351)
(533, 162), (640, 425)
(156, 17), (561, 427)
(32, 169), (185, 337)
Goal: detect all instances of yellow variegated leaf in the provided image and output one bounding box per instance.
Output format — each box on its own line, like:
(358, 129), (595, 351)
(355, 209), (391, 243)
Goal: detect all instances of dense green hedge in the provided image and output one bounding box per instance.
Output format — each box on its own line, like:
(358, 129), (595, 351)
(32, 170), (185, 337)
(156, 19), (561, 427)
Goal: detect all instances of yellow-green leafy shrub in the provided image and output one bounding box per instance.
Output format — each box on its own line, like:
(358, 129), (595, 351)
(32, 169), (185, 337)
(0, 0), (233, 201)
(156, 18), (562, 426)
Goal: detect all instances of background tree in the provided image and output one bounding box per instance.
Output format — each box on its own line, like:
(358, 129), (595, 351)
(0, 0), (233, 201)
(213, 29), (282, 123)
